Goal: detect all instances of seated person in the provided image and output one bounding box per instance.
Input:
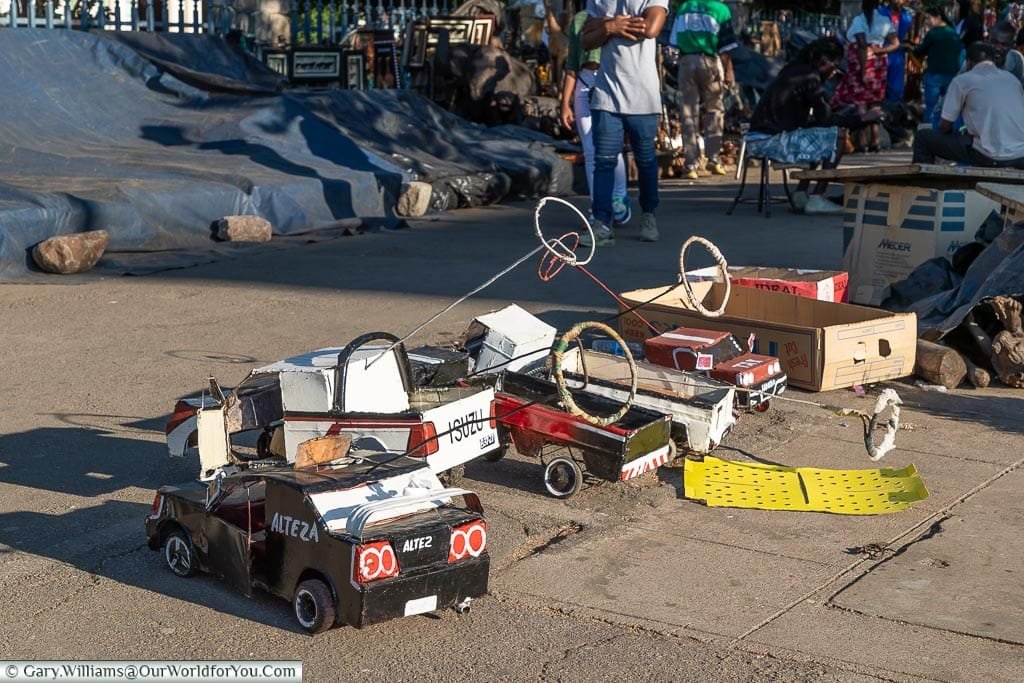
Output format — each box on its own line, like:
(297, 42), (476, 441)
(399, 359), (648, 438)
(747, 38), (881, 215)
(912, 41), (1024, 168)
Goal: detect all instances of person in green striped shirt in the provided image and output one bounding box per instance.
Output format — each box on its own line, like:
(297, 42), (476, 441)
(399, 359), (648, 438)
(671, 0), (738, 179)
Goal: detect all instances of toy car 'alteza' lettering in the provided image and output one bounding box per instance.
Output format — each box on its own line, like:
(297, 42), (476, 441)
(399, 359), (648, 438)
(401, 536), (433, 552)
(270, 512), (319, 543)
(449, 409), (484, 443)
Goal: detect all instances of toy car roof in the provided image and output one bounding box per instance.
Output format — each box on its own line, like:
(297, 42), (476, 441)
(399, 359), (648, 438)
(660, 328), (732, 346)
(221, 451), (428, 493)
(251, 346), (354, 375)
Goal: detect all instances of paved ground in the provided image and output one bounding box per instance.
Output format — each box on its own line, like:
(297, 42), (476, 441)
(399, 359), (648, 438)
(0, 162), (1021, 682)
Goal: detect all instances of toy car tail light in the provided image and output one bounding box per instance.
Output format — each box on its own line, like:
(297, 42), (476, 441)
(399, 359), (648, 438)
(354, 540), (400, 584)
(448, 520), (487, 563)
(165, 400), (196, 435)
(149, 493), (164, 519)
(736, 371), (755, 386)
(407, 421), (439, 457)
(489, 401), (497, 429)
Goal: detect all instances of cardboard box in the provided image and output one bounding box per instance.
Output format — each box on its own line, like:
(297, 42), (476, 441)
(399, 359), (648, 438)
(688, 266), (849, 303)
(618, 282), (916, 391)
(842, 183), (1000, 305)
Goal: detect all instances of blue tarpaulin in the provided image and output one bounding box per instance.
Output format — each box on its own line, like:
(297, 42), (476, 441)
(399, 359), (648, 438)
(0, 29), (570, 281)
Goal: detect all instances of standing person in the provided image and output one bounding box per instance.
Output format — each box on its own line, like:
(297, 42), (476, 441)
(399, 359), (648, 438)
(912, 41), (1024, 167)
(671, 0), (739, 180)
(957, 0), (985, 47)
(830, 0), (899, 152)
(880, 0), (913, 102)
(580, 0), (669, 245)
(559, 5), (632, 225)
(914, 6), (963, 127)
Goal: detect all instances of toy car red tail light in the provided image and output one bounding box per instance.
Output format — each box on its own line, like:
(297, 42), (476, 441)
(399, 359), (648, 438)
(448, 520), (487, 563)
(489, 401), (497, 429)
(149, 492), (164, 518)
(407, 421), (439, 457)
(165, 400), (196, 435)
(353, 540), (400, 584)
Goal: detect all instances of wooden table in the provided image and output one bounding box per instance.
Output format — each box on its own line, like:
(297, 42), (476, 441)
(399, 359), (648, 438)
(793, 164), (1024, 188)
(976, 182), (1024, 214)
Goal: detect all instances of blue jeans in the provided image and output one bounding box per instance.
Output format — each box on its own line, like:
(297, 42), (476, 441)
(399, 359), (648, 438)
(923, 72), (954, 128)
(591, 110), (660, 224)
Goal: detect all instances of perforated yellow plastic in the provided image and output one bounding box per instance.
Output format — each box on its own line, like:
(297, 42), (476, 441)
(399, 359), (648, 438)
(683, 457), (928, 514)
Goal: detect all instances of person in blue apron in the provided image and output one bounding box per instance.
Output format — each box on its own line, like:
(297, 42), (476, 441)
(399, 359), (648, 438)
(880, 0), (913, 102)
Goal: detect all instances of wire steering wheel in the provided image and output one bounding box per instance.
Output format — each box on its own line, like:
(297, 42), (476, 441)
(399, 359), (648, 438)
(534, 197), (595, 282)
(551, 321), (638, 427)
(678, 236), (731, 318)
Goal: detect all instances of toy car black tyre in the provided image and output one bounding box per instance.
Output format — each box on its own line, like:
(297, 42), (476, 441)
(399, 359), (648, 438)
(484, 444), (508, 462)
(163, 529), (197, 578)
(440, 464), (465, 486)
(755, 400), (770, 413)
(544, 457), (583, 499)
(293, 579), (336, 634)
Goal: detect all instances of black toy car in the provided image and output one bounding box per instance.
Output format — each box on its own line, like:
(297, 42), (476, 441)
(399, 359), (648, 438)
(145, 453), (489, 633)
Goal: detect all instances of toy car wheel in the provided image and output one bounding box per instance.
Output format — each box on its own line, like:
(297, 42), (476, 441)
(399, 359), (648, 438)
(163, 529), (197, 578)
(544, 457), (583, 499)
(755, 400), (770, 413)
(440, 464), (465, 486)
(293, 579), (336, 634)
(484, 444), (508, 462)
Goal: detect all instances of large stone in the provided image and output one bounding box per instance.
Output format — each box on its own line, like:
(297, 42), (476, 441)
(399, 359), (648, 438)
(395, 181), (433, 218)
(31, 230), (109, 274)
(216, 215), (272, 242)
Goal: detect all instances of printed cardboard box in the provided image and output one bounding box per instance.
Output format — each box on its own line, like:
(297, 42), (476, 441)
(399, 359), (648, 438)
(842, 183), (1000, 305)
(618, 282), (916, 391)
(687, 266), (849, 303)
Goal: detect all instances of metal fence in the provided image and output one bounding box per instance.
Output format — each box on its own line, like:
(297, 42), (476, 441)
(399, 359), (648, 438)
(0, 0), (462, 44)
(747, 9), (847, 40)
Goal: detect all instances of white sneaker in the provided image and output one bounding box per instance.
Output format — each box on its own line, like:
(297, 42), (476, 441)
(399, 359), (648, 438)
(804, 194), (844, 215)
(791, 190), (809, 212)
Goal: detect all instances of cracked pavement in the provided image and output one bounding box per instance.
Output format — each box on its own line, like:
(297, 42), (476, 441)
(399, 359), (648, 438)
(0, 171), (1021, 681)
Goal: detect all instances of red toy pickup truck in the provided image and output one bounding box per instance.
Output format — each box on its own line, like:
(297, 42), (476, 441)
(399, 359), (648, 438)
(643, 327), (786, 411)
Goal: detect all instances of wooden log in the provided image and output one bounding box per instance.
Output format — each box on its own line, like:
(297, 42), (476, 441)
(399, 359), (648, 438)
(914, 339), (967, 390)
(963, 357), (991, 388)
(294, 434), (352, 469)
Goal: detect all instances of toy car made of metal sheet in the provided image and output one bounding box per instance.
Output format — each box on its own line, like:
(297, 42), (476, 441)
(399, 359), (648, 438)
(145, 452), (489, 633)
(556, 346), (736, 455)
(488, 371), (673, 498)
(643, 327), (787, 411)
(165, 332), (499, 481)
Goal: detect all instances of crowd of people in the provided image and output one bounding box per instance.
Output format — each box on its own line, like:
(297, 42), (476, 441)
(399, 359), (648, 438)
(546, 0), (1024, 244)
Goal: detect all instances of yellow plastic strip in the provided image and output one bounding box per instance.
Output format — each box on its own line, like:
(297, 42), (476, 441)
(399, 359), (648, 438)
(683, 457), (928, 515)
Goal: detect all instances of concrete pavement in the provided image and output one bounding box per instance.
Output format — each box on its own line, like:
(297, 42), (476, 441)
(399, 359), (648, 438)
(0, 165), (1021, 681)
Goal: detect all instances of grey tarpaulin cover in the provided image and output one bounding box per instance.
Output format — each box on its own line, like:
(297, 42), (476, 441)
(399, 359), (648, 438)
(0, 29), (571, 281)
(908, 223), (1024, 336)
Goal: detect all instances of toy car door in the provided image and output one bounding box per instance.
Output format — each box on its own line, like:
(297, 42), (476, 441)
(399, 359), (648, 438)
(203, 482), (256, 597)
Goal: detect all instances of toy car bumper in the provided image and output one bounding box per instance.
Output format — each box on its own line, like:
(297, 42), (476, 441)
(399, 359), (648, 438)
(354, 555), (490, 627)
(738, 374), (787, 409)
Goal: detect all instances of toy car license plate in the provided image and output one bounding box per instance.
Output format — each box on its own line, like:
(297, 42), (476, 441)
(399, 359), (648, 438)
(404, 595), (438, 616)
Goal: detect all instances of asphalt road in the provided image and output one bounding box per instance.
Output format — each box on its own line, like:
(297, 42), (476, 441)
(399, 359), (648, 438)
(1, 174), (1021, 682)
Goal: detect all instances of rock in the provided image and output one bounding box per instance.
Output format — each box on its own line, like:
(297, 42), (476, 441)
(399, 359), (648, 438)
(216, 215), (272, 242)
(32, 230), (109, 274)
(395, 181), (433, 217)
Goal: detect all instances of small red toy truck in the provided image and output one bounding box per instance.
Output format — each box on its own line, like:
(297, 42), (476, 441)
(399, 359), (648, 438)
(643, 327), (787, 411)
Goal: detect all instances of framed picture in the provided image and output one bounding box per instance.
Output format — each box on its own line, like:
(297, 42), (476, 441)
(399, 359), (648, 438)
(407, 22), (429, 68)
(291, 50), (341, 80)
(344, 51), (366, 90)
(471, 16), (495, 46)
(264, 52), (288, 77)
(429, 18), (474, 45)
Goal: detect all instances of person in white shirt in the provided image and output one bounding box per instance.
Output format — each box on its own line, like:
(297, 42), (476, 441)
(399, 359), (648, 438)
(912, 41), (1024, 168)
